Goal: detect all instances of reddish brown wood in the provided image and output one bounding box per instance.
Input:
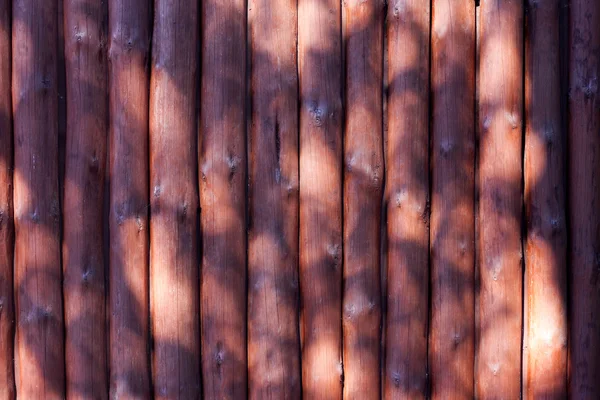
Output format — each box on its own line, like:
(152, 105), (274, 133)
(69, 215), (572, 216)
(475, 0), (523, 397)
(568, 0), (600, 397)
(523, 0), (568, 397)
(200, 0), (247, 398)
(429, 0), (475, 398)
(62, 1), (108, 397)
(247, 0), (301, 398)
(0, 0), (14, 397)
(149, 0), (200, 397)
(12, 0), (65, 397)
(298, 0), (343, 398)
(384, 1), (430, 398)
(108, 0), (151, 396)
(342, 1), (384, 399)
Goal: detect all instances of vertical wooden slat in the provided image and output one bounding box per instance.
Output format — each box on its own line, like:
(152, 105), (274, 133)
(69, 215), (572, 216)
(523, 0), (568, 397)
(247, 0), (301, 398)
(107, 0), (151, 396)
(384, 1), (430, 398)
(199, 0), (247, 398)
(149, 0), (200, 397)
(0, 0), (14, 397)
(62, 0), (108, 397)
(12, 0), (65, 397)
(342, 0), (383, 399)
(298, 0), (343, 398)
(475, 0), (523, 397)
(430, 0), (476, 398)
(568, 0), (600, 397)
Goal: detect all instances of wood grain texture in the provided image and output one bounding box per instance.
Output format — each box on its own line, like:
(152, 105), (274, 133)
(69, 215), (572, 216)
(298, 0), (343, 398)
(568, 0), (600, 397)
(475, 0), (523, 397)
(523, 0), (568, 397)
(0, 0), (14, 397)
(62, 0), (108, 397)
(247, 0), (301, 398)
(384, 1), (430, 398)
(429, 0), (475, 398)
(12, 0), (65, 397)
(108, 0), (152, 396)
(149, 0), (200, 397)
(200, 0), (247, 398)
(342, 1), (384, 399)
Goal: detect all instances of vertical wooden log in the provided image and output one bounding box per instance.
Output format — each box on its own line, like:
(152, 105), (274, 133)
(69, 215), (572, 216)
(12, 0), (65, 397)
(0, 0), (14, 397)
(247, 0), (301, 398)
(568, 0), (600, 397)
(384, 0), (430, 398)
(149, 0), (200, 397)
(200, 0), (247, 398)
(430, 0), (475, 398)
(342, 1), (383, 399)
(62, 1), (108, 397)
(475, 0), (523, 397)
(108, 0), (151, 396)
(298, 0), (343, 397)
(523, 0), (568, 397)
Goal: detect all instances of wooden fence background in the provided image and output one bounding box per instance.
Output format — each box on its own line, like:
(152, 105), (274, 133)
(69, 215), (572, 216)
(0, 0), (598, 398)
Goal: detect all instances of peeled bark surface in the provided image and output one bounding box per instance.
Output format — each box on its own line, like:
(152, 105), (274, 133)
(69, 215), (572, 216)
(149, 0), (200, 397)
(384, 1), (430, 398)
(429, 0), (475, 398)
(62, 1), (108, 397)
(12, 0), (65, 397)
(0, 0), (14, 397)
(247, 0), (301, 398)
(523, 0), (568, 397)
(568, 0), (600, 397)
(200, 0), (247, 398)
(298, 0), (343, 398)
(342, 1), (383, 399)
(476, 0), (523, 397)
(108, 0), (151, 396)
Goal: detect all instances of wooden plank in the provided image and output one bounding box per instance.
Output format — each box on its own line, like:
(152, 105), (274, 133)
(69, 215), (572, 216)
(342, 1), (384, 399)
(107, 0), (152, 396)
(475, 0), (523, 397)
(523, 0), (568, 397)
(199, 0), (247, 398)
(568, 0), (600, 397)
(62, 0), (108, 397)
(384, 0), (430, 398)
(298, 0), (343, 397)
(429, 0), (476, 398)
(149, 0), (200, 397)
(0, 0), (14, 396)
(247, 0), (301, 398)
(12, 0), (65, 397)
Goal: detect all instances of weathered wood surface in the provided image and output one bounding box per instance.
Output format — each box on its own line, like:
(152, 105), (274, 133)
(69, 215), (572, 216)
(149, 0), (201, 397)
(298, 0), (343, 398)
(108, 0), (152, 396)
(200, 0), (248, 398)
(523, 0), (568, 397)
(12, 0), (65, 397)
(476, 0), (523, 397)
(384, 1), (430, 398)
(62, 0), (108, 397)
(0, 0), (14, 396)
(568, 0), (600, 397)
(342, 0), (384, 399)
(247, 0), (301, 398)
(429, 0), (476, 398)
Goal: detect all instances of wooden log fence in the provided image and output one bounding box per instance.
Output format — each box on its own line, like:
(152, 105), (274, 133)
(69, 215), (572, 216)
(0, 0), (598, 398)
